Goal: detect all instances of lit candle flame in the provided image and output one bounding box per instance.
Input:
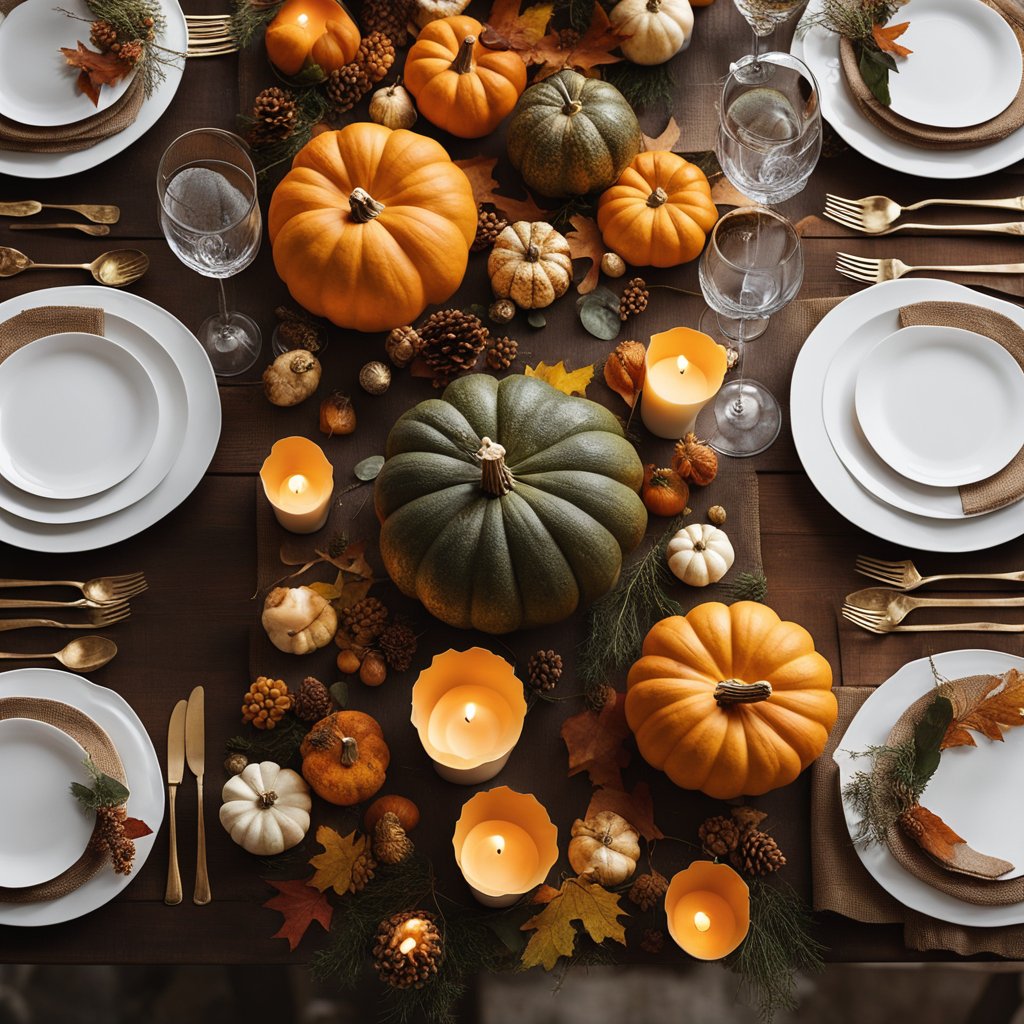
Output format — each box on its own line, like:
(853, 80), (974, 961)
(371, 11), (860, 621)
(286, 474), (309, 496)
(693, 911), (711, 933)
(464, 702), (477, 724)
(296, 12), (308, 25)
(491, 834), (505, 856)
(677, 355), (689, 374)
(399, 937), (417, 955)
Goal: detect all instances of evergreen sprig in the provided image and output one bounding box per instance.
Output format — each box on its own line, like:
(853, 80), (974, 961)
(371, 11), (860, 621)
(70, 757), (130, 810)
(604, 62), (675, 114)
(240, 87), (330, 182)
(226, 714), (307, 767)
(229, 0), (283, 48)
(724, 570), (769, 604)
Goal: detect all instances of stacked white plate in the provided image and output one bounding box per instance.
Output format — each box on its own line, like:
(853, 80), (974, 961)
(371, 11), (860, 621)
(0, 285), (220, 553)
(792, 278), (1024, 552)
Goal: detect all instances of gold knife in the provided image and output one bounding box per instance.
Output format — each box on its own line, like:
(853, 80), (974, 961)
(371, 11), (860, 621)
(185, 685), (211, 905)
(164, 699), (187, 906)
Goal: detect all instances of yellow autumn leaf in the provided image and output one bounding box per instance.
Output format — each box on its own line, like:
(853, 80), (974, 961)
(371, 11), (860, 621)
(525, 360), (594, 397)
(308, 826), (367, 896)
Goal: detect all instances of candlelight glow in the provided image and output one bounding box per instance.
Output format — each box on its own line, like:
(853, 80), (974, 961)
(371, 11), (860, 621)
(677, 355), (689, 374)
(464, 702), (477, 724)
(694, 911), (711, 932)
(286, 473), (309, 496)
(296, 11), (308, 25)
(399, 937), (417, 955)
(492, 834), (505, 855)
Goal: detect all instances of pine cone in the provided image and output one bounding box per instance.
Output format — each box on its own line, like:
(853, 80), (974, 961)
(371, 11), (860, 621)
(379, 622), (417, 672)
(628, 871), (668, 912)
(361, 0), (411, 46)
(116, 39), (145, 66)
(355, 31), (396, 85)
(485, 336), (518, 371)
(373, 811), (415, 865)
(293, 676), (333, 723)
(526, 649), (562, 693)
(249, 86), (298, 148)
(472, 205), (508, 252)
(418, 308), (489, 386)
(698, 814), (741, 857)
(340, 596), (389, 645)
(373, 911), (443, 989)
(325, 63), (370, 115)
(241, 677), (291, 730)
(89, 18), (118, 50)
(350, 846), (377, 893)
(639, 928), (665, 955)
(90, 805), (135, 876)
(585, 683), (616, 712)
(385, 325), (423, 367)
(619, 277), (649, 321)
(731, 828), (787, 877)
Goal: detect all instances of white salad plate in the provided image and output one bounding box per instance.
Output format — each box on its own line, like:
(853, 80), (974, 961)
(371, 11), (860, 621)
(0, 717), (95, 889)
(0, 314), (189, 525)
(0, 286), (220, 553)
(836, 649), (1024, 927)
(792, 278), (1024, 551)
(886, 0), (1021, 129)
(794, 0), (1024, 178)
(0, 668), (162, 926)
(854, 326), (1024, 487)
(0, 0), (185, 179)
(0, 0), (135, 127)
(0, 332), (159, 500)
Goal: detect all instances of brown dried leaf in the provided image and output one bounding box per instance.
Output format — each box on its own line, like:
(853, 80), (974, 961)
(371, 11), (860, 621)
(586, 783), (663, 841)
(710, 176), (756, 208)
(899, 805), (1014, 879)
(531, 884), (561, 905)
(566, 214), (604, 294)
(942, 669), (1024, 749)
(560, 690), (630, 788)
(642, 116), (681, 153)
(122, 817), (153, 840)
(60, 42), (133, 106)
(308, 825), (368, 895)
(525, 3), (625, 77)
(454, 155), (550, 224)
(484, 0), (554, 53)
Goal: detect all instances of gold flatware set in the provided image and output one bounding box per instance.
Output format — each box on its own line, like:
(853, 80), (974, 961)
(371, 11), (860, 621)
(0, 247), (149, 287)
(185, 14), (237, 58)
(3, 200), (121, 237)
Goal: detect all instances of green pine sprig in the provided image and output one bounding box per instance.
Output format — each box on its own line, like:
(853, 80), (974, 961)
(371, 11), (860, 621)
(603, 62), (675, 114)
(724, 570), (769, 604)
(229, 0), (283, 48)
(226, 714), (308, 767)
(70, 757), (130, 810)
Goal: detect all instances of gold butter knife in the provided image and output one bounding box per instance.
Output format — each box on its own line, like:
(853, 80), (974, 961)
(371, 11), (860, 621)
(165, 699), (187, 906)
(185, 685), (211, 905)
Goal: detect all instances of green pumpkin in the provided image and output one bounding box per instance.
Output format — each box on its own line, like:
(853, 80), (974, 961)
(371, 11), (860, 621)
(506, 69), (642, 198)
(375, 374), (647, 634)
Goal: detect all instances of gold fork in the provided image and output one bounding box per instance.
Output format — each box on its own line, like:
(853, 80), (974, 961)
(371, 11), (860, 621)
(824, 192), (1024, 232)
(186, 15), (237, 56)
(841, 607), (1024, 634)
(0, 573), (146, 604)
(843, 587), (1024, 627)
(855, 556), (1024, 591)
(0, 606), (131, 631)
(835, 252), (1024, 284)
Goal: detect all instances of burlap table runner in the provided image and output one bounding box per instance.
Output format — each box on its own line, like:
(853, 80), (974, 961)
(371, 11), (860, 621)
(0, 306), (104, 362)
(898, 302), (1024, 515)
(838, 0), (1024, 150)
(0, 697), (125, 904)
(812, 687), (1024, 956)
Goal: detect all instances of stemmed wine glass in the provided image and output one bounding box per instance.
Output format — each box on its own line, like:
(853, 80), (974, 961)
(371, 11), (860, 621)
(697, 207), (804, 458)
(732, 0), (808, 77)
(157, 128), (263, 377)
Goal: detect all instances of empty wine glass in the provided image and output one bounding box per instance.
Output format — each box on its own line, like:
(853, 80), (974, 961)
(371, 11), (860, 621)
(157, 128), (263, 376)
(718, 51), (821, 205)
(697, 207), (803, 457)
(733, 0), (808, 74)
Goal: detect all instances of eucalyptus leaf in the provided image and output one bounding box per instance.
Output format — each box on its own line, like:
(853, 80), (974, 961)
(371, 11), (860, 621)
(857, 45), (892, 106)
(354, 455), (384, 481)
(578, 298), (621, 341)
(527, 311), (546, 329)
(329, 681), (349, 709)
(912, 694), (953, 790)
(585, 284), (621, 312)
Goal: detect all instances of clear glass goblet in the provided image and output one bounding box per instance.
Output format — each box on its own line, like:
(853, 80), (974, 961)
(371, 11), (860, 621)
(157, 128), (263, 377)
(732, 0), (808, 73)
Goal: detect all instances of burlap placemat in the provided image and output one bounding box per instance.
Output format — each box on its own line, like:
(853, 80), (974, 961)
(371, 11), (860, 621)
(0, 696), (125, 904)
(0, 305), (104, 362)
(838, 0), (1024, 150)
(898, 302), (1024, 515)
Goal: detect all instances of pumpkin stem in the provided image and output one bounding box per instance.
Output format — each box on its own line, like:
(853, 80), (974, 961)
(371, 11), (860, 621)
(525, 243), (540, 262)
(646, 187), (669, 208)
(714, 679), (773, 705)
(258, 790), (278, 808)
(451, 34), (476, 74)
(349, 187), (385, 223)
(552, 74), (583, 116)
(476, 436), (515, 496)
(646, 0), (662, 10)
(340, 736), (359, 766)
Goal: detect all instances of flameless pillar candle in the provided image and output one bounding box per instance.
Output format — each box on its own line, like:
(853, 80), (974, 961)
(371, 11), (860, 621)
(453, 786), (559, 907)
(640, 327), (728, 439)
(411, 648), (527, 784)
(259, 436), (334, 534)
(665, 861), (750, 960)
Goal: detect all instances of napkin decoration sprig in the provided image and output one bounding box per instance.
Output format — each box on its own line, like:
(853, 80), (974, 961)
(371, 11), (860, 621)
(71, 757), (153, 875)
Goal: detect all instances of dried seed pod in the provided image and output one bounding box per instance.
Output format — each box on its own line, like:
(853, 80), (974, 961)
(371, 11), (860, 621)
(707, 504), (727, 526)
(360, 650), (388, 687)
(604, 339), (647, 408)
(601, 251), (626, 278)
(385, 325), (423, 368)
(488, 298), (516, 324)
(359, 360), (391, 395)
(319, 392), (356, 436)
(336, 649), (362, 674)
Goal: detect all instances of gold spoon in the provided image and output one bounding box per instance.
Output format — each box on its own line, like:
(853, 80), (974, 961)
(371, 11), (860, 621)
(0, 246), (149, 287)
(0, 636), (117, 671)
(0, 200), (119, 224)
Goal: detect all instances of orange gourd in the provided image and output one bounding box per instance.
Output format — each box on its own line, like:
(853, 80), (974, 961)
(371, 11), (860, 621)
(310, 18), (360, 74)
(264, 0), (359, 77)
(597, 151), (718, 268)
(641, 465), (690, 517)
(626, 601), (837, 799)
(405, 16), (527, 139)
(268, 123), (477, 333)
(299, 710), (390, 806)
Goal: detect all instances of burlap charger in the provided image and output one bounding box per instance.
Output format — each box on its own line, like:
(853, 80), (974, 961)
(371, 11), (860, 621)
(838, 0), (1024, 149)
(0, 305), (104, 363)
(0, 697), (125, 904)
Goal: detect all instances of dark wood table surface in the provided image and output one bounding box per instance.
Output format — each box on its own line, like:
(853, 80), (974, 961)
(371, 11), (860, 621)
(1, 0), (1023, 967)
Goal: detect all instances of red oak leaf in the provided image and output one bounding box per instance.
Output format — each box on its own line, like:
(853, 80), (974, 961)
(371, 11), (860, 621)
(560, 691), (630, 788)
(263, 877), (334, 951)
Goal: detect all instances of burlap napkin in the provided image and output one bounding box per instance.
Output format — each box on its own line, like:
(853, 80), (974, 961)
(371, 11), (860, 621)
(0, 696), (125, 904)
(0, 305), (104, 362)
(0, 0), (144, 153)
(898, 302), (1024, 515)
(838, 0), (1024, 149)
(812, 687), (1024, 956)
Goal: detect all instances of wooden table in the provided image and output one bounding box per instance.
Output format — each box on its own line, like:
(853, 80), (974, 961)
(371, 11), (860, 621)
(1, 0), (1022, 967)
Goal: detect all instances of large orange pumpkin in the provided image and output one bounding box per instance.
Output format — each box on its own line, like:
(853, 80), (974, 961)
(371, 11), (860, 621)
(626, 601), (836, 799)
(597, 151), (718, 268)
(404, 16), (527, 139)
(268, 124), (477, 333)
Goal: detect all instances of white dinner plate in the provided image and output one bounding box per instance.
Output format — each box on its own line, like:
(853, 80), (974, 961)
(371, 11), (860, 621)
(836, 649), (1024, 927)
(0, 0), (136, 127)
(792, 278), (1024, 551)
(794, 0), (1024, 178)
(886, 0), (1021, 128)
(0, 286), (219, 553)
(0, 314), (189, 524)
(855, 326), (1024, 487)
(0, 718), (95, 888)
(0, 333), (159, 500)
(0, 669), (162, 925)
(0, 0), (185, 179)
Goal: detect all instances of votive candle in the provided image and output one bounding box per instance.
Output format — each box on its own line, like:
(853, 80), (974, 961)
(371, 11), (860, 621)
(664, 861), (750, 960)
(259, 436), (334, 534)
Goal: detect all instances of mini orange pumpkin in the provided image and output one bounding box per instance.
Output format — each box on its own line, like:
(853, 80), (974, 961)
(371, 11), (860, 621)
(405, 15), (527, 138)
(364, 795), (420, 833)
(264, 0), (359, 77)
(597, 151), (718, 268)
(626, 602), (836, 799)
(641, 464), (690, 517)
(299, 710), (390, 806)
(310, 17), (360, 74)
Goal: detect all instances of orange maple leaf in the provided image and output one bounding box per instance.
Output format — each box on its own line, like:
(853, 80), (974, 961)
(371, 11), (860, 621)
(263, 877), (334, 951)
(60, 42), (133, 106)
(565, 214), (603, 294)
(560, 690), (630, 788)
(454, 155), (550, 223)
(484, 0), (554, 53)
(941, 668), (1024, 749)
(872, 21), (912, 57)
(525, 3), (626, 77)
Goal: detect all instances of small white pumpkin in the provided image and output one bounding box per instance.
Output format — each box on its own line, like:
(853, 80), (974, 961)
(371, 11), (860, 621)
(219, 760), (312, 856)
(666, 523), (735, 586)
(568, 811), (640, 886)
(487, 221), (573, 309)
(610, 0), (695, 65)
(261, 585), (338, 655)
